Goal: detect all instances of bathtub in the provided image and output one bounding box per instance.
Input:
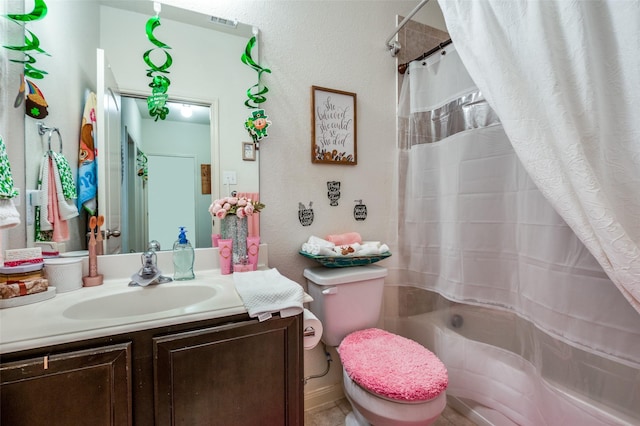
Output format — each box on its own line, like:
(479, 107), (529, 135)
(392, 303), (640, 425)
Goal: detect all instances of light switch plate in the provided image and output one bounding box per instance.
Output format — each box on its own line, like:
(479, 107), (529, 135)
(223, 171), (237, 185)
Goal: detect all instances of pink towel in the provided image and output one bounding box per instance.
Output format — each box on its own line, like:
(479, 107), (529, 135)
(47, 158), (69, 242)
(339, 328), (448, 402)
(325, 232), (362, 246)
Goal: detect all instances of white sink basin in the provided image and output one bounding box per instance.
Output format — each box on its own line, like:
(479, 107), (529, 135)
(63, 285), (218, 320)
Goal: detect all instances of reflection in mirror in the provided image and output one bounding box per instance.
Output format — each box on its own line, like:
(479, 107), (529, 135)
(120, 96), (212, 252)
(21, 1), (260, 254)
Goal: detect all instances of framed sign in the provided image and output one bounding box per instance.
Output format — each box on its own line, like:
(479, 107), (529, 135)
(311, 86), (357, 165)
(242, 142), (256, 161)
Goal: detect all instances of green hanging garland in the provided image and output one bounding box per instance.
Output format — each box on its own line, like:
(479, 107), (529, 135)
(241, 35), (271, 109)
(2, 0), (50, 79)
(241, 35), (272, 144)
(143, 10), (172, 121)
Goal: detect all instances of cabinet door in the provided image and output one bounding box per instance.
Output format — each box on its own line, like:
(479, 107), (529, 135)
(0, 342), (132, 426)
(154, 315), (302, 426)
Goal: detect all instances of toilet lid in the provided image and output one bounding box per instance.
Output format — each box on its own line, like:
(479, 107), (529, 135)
(339, 328), (448, 402)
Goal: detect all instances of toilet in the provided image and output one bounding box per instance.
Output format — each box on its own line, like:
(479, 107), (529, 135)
(305, 265), (448, 426)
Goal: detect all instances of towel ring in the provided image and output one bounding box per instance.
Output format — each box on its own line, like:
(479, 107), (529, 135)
(47, 129), (63, 153)
(37, 122), (62, 153)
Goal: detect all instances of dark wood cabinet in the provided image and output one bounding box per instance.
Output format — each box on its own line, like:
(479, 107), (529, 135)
(0, 342), (132, 426)
(154, 316), (302, 426)
(0, 313), (303, 426)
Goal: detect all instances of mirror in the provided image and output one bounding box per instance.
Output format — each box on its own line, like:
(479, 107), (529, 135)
(118, 96), (213, 253)
(21, 0), (260, 253)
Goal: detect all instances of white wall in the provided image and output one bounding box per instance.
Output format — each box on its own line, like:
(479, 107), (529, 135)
(157, 0), (447, 398)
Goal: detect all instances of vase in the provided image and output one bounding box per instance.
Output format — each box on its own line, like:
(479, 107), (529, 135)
(220, 215), (248, 264)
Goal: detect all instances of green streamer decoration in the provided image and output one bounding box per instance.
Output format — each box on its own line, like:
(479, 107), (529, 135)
(241, 36), (271, 109)
(3, 0), (50, 80)
(143, 12), (172, 121)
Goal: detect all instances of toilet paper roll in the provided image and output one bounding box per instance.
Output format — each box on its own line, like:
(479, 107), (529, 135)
(303, 309), (323, 350)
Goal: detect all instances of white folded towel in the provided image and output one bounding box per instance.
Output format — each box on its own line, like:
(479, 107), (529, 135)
(354, 242), (384, 256)
(233, 268), (304, 321)
(355, 246), (378, 256)
(307, 235), (335, 248)
(301, 242), (336, 256)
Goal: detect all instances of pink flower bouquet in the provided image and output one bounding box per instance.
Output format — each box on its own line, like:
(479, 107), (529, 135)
(209, 196), (265, 219)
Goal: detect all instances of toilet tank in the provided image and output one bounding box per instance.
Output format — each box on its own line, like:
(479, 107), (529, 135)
(304, 265), (387, 347)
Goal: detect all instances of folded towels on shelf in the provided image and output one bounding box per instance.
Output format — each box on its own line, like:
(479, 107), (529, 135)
(357, 242), (390, 256)
(301, 243), (336, 256)
(301, 235), (337, 256)
(300, 235), (390, 257)
(308, 235), (335, 248)
(233, 268), (304, 321)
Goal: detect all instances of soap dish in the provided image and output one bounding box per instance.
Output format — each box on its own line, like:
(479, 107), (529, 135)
(299, 251), (392, 268)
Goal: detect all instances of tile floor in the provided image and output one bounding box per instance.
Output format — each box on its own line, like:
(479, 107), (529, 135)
(304, 398), (478, 426)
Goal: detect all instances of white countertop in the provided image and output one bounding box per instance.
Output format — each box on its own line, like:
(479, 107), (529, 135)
(0, 245), (310, 354)
(0, 269), (248, 354)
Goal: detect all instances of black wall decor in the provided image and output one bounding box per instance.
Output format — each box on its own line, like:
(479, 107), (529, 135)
(298, 202), (314, 226)
(327, 181), (341, 206)
(354, 199), (367, 221)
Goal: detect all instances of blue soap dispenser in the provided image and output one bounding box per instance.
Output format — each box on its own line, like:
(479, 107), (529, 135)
(173, 226), (195, 281)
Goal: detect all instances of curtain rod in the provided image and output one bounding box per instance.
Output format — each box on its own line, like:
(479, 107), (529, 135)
(385, 0), (431, 57)
(398, 38), (452, 74)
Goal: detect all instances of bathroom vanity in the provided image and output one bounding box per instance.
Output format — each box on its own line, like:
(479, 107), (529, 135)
(0, 250), (304, 426)
(1, 312), (302, 425)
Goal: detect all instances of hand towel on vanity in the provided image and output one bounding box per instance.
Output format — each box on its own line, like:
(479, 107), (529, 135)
(233, 268), (304, 321)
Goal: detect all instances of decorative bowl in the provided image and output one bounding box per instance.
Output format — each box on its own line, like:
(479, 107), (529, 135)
(298, 251), (391, 268)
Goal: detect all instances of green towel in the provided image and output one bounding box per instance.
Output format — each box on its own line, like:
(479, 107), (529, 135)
(52, 151), (77, 199)
(0, 135), (19, 199)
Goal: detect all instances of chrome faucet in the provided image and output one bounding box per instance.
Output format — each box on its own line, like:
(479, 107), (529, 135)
(129, 250), (172, 286)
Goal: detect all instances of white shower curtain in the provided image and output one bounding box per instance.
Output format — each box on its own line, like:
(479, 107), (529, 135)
(397, 44), (640, 374)
(436, 0), (640, 313)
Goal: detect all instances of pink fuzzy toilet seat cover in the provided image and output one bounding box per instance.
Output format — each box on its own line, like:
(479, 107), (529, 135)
(339, 328), (448, 402)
